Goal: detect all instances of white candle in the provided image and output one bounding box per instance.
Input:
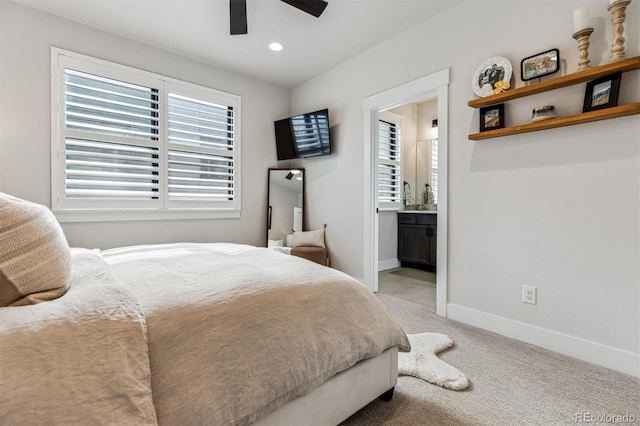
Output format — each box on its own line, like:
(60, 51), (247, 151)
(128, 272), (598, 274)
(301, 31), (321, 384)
(573, 8), (591, 33)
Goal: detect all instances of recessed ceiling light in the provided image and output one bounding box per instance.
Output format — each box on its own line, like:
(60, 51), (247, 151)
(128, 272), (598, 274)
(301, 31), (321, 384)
(269, 42), (284, 52)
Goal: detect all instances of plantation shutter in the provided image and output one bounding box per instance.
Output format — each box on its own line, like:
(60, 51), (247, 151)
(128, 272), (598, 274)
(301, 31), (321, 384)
(167, 92), (237, 207)
(377, 111), (402, 209)
(431, 138), (439, 204)
(53, 49), (241, 218)
(63, 68), (161, 206)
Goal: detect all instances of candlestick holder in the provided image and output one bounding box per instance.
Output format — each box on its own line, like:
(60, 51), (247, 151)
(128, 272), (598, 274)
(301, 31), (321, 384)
(572, 27), (594, 71)
(607, 0), (631, 63)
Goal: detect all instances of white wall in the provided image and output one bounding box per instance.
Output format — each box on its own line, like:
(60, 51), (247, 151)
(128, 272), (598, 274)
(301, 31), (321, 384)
(0, 0), (290, 249)
(292, 0), (640, 374)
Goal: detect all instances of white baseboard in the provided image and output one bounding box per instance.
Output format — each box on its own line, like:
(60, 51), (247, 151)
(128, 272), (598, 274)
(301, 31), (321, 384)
(378, 258), (400, 271)
(447, 303), (640, 378)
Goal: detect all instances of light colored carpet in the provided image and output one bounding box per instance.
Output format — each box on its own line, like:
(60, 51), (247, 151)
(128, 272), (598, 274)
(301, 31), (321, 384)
(399, 332), (469, 391)
(341, 294), (640, 426)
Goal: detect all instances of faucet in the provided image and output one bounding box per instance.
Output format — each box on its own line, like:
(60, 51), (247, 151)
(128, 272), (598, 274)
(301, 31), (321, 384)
(403, 181), (411, 206)
(424, 183), (434, 205)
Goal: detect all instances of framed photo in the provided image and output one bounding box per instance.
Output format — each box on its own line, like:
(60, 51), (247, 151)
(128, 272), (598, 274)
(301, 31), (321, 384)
(582, 72), (621, 113)
(521, 48), (560, 81)
(479, 104), (505, 132)
(472, 56), (513, 97)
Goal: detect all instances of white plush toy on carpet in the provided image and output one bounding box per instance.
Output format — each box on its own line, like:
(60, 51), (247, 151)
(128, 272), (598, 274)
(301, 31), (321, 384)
(398, 332), (469, 391)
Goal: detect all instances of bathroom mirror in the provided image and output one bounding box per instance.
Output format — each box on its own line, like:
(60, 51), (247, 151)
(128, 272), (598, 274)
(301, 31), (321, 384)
(416, 121), (437, 208)
(389, 99), (437, 210)
(266, 168), (304, 247)
(414, 113), (438, 209)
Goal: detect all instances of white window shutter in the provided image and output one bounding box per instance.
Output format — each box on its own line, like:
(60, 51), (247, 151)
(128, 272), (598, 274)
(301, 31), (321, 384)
(52, 49), (241, 218)
(377, 111), (403, 210)
(63, 68), (161, 204)
(166, 93), (237, 207)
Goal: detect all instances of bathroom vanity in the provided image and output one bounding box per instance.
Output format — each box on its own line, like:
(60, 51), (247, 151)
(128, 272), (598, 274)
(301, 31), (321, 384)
(397, 211), (437, 271)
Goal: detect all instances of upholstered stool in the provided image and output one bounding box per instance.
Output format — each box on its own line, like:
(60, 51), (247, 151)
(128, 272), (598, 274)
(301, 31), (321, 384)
(291, 246), (328, 266)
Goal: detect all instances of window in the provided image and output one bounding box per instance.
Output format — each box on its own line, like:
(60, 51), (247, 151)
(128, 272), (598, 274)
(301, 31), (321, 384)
(166, 91), (236, 205)
(377, 111), (403, 210)
(51, 48), (240, 221)
(430, 138), (438, 204)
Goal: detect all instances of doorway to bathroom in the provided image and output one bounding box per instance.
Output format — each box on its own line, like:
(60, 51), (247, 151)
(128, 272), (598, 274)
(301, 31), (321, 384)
(363, 68), (449, 317)
(378, 97), (438, 312)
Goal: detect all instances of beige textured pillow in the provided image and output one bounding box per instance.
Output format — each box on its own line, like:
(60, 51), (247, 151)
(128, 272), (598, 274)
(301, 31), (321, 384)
(0, 193), (71, 306)
(291, 228), (325, 248)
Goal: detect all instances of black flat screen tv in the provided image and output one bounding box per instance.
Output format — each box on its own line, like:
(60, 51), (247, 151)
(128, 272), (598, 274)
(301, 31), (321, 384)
(274, 108), (331, 160)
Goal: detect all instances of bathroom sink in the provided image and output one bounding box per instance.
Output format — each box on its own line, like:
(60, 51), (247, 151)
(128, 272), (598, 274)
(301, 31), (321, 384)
(403, 204), (437, 211)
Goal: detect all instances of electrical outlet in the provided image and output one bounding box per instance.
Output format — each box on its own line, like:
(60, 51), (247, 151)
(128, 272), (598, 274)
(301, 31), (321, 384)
(522, 285), (537, 304)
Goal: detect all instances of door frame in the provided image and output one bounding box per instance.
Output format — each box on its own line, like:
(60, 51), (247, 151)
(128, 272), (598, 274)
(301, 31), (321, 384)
(363, 68), (449, 317)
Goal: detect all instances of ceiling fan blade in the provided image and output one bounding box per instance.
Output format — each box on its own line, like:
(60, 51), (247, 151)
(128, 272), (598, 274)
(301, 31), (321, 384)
(230, 0), (247, 35)
(281, 0), (328, 18)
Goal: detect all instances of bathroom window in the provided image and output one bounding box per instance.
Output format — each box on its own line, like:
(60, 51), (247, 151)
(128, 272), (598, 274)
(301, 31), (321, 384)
(431, 138), (438, 204)
(377, 111), (403, 210)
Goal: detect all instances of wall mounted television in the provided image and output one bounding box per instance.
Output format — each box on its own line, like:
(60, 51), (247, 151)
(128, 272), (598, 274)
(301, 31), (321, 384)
(274, 108), (331, 160)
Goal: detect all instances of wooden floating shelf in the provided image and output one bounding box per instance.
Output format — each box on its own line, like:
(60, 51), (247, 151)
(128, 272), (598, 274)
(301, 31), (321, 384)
(468, 56), (640, 109)
(468, 102), (640, 141)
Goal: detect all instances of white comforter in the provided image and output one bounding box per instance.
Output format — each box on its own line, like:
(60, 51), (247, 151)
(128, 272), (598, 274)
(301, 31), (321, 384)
(0, 249), (157, 425)
(0, 243), (410, 425)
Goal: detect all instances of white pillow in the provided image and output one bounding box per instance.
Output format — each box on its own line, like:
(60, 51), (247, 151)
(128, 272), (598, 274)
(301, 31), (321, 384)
(268, 239), (283, 247)
(0, 192), (72, 306)
(291, 228), (325, 248)
(285, 233), (294, 247)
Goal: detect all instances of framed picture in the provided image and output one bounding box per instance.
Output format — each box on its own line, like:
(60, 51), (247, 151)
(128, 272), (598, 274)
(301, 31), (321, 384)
(479, 104), (505, 132)
(582, 72), (621, 113)
(472, 56), (513, 97)
(521, 48), (560, 81)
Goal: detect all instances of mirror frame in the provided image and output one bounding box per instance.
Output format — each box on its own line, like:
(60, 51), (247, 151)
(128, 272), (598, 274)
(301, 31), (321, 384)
(266, 168), (305, 247)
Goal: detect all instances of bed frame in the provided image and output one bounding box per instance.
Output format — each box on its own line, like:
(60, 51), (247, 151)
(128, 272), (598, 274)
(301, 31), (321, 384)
(255, 347), (398, 425)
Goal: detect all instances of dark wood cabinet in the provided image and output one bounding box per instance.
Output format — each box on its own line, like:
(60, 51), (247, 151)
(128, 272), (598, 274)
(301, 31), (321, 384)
(397, 213), (436, 271)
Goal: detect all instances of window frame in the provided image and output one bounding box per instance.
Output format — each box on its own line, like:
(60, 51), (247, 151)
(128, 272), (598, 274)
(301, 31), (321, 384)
(51, 47), (241, 222)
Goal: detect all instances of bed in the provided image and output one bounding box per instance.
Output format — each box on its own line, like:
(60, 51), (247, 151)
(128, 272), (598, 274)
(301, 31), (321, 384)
(0, 193), (410, 425)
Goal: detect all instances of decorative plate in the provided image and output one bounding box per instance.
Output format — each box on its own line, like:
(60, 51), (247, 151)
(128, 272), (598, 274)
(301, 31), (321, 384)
(472, 56), (512, 97)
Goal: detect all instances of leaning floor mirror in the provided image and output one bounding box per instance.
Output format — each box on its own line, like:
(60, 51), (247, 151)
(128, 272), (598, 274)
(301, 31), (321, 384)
(266, 168), (305, 247)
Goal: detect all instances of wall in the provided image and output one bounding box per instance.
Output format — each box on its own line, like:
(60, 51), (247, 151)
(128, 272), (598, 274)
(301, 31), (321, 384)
(292, 0), (639, 375)
(0, 0), (290, 249)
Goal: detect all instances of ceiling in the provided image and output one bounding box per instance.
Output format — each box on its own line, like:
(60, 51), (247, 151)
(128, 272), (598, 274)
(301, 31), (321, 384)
(12, 0), (459, 88)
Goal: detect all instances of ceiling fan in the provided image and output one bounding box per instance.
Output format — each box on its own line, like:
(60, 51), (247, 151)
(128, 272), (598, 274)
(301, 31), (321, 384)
(229, 0), (328, 35)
